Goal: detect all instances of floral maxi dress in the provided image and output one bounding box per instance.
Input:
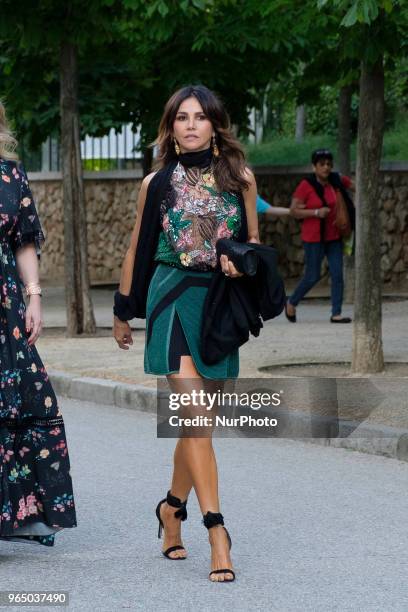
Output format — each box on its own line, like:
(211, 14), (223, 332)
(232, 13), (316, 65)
(0, 158), (76, 546)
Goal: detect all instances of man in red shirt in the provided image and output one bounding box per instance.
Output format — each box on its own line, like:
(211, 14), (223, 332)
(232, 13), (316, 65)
(285, 149), (354, 323)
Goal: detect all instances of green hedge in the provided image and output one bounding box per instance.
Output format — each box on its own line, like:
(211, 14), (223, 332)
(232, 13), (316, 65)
(246, 121), (408, 167)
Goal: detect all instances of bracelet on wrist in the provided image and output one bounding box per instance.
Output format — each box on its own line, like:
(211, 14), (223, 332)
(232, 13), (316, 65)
(25, 283), (42, 297)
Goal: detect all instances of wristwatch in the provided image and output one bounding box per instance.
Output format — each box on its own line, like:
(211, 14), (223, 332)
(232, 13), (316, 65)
(314, 209), (319, 217)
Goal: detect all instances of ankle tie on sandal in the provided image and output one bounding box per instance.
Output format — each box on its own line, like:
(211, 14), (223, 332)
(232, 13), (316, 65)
(202, 511), (234, 580)
(166, 490), (188, 521)
(202, 511), (224, 529)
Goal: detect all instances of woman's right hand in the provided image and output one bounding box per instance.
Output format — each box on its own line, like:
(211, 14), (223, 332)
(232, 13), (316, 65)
(317, 207), (330, 219)
(219, 254), (244, 278)
(113, 316), (133, 350)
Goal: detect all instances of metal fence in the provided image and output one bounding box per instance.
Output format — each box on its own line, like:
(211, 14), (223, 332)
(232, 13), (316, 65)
(21, 123), (142, 172)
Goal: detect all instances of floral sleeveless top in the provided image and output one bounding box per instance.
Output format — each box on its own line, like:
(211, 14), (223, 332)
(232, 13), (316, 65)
(154, 162), (241, 271)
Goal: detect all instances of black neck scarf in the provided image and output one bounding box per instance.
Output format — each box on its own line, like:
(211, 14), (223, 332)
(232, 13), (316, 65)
(179, 147), (213, 168)
(115, 156), (248, 320)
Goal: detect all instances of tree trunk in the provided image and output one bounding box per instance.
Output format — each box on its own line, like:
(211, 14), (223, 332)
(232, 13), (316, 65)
(351, 59), (385, 374)
(338, 85), (354, 303)
(338, 85), (352, 175)
(60, 41), (96, 335)
(295, 105), (306, 142)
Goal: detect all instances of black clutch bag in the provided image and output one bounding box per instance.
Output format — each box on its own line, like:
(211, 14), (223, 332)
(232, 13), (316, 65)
(216, 238), (258, 276)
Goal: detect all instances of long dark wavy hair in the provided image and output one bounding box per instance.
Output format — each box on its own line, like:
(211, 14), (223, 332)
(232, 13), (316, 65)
(154, 85), (249, 193)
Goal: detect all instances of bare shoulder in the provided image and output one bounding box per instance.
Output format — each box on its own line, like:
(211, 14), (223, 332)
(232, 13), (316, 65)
(141, 171), (157, 190)
(138, 172), (156, 204)
(242, 166), (256, 189)
(135, 171), (157, 214)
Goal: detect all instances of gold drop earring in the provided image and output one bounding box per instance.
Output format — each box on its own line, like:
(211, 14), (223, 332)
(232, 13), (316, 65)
(212, 134), (219, 157)
(174, 138), (181, 155)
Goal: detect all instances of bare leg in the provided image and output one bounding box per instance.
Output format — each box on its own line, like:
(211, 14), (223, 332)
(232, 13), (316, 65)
(156, 440), (192, 558)
(160, 356), (234, 580)
(157, 358), (196, 559)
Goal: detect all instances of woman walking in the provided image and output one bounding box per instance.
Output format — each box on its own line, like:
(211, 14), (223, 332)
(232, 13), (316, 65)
(0, 102), (76, 545)
(286, 148), (354, 323)
(113, 85), (259, 582)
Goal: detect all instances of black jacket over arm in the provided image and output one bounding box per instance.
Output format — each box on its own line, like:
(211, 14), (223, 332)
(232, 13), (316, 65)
(200, 243), (286, 365)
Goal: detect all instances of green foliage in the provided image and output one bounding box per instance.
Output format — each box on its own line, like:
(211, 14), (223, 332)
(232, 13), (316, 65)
(382, 119), (408, 160)
(117, 0), (304, 148)
(245, 119), (408, 166)
(0, 1), (153, 148)
(246, 134), (340, 166)
(316, 0), (407, 64)
(82, 159), (118, 171)
(0, 0), (304, 153)
(384, 57), (408, 129)
(0, 0), (407, 159)
(317, 0), (394, 26)
(306, 87), (341, 136)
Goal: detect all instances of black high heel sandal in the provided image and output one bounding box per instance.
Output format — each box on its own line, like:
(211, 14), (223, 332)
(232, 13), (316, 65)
(155, 490), (188, 560)
(203, 511), (235, 582)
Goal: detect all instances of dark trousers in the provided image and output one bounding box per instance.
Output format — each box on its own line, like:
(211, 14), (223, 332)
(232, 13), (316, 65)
(289, 240), (344, 316)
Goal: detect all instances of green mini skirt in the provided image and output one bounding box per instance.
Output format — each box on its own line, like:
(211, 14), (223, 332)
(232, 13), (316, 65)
(144, 263), (239, 379)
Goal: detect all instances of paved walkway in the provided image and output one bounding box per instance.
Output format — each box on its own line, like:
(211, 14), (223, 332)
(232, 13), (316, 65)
(34, 284), (408, 438)
(38, 285), (408, 384)
(2, 397), (408, 612)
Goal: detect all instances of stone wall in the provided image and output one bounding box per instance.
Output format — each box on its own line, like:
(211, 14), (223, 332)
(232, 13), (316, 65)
(29, 170), (142, 283)
(29, 165), (408, 287)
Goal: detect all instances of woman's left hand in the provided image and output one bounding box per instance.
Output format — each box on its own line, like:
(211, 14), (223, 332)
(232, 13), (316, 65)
(25, 294), (43, 346)
(220, 254), (243, 278)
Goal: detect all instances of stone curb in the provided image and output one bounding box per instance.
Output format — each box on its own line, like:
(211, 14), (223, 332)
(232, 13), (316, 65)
(49, 369), (408, 463)
(49, 369), (157, 414)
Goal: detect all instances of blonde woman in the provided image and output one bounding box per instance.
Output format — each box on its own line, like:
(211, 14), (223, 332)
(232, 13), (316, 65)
(0, 102), (76, 545)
